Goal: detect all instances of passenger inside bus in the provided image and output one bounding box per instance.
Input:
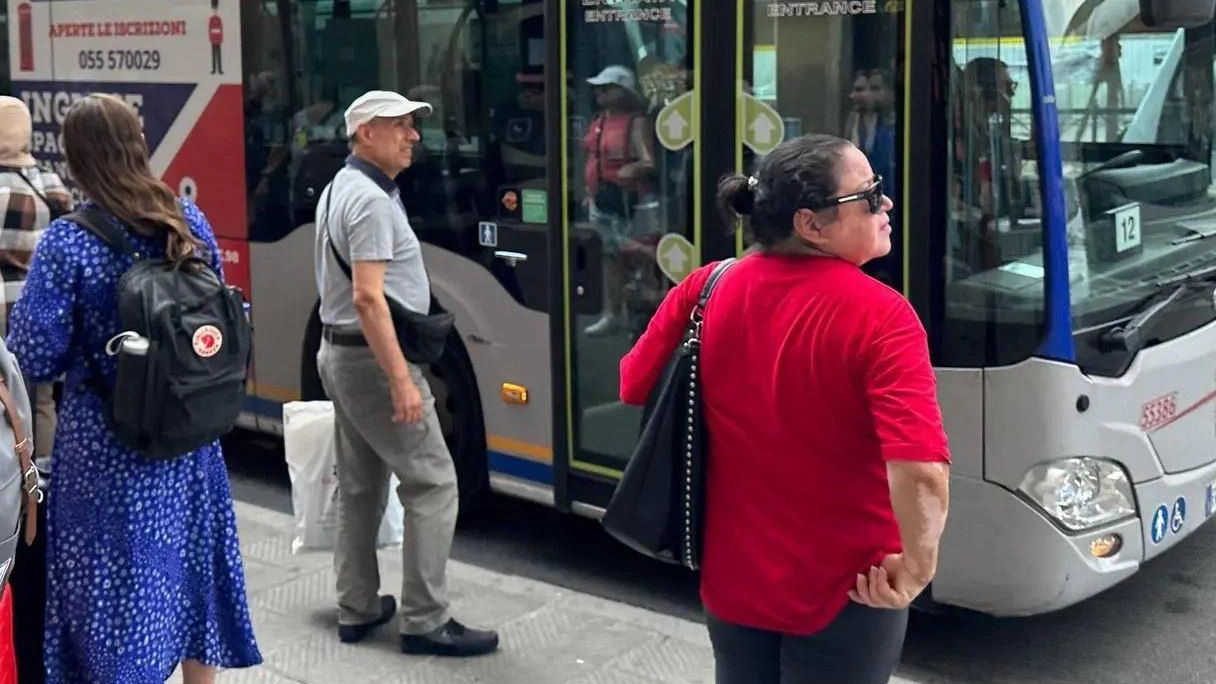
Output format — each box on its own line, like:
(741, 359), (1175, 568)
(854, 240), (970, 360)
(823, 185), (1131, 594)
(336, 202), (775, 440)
(488, 12), (546, 191)
(844, 68), (896, 201)
(581, 65), (659, 337)
(245, 69), (292, 241)
(950, 56), (1028, 275)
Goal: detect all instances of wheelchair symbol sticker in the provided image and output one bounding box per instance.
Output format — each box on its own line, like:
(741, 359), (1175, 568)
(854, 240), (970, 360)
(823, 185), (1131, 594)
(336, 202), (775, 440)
(1170, 496), (1186, 535)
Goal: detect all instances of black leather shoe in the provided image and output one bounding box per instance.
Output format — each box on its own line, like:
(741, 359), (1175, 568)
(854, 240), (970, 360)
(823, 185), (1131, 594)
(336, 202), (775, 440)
(338, 595), (397, 643)
(400, 618), (499, 657)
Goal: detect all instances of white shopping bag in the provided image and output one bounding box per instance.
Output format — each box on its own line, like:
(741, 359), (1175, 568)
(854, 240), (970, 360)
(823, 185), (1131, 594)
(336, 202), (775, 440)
(283, 401), (404, 553)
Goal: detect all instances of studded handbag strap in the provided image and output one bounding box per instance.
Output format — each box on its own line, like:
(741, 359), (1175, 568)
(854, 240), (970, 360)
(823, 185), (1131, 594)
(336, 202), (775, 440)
(679, 258), (736, 570)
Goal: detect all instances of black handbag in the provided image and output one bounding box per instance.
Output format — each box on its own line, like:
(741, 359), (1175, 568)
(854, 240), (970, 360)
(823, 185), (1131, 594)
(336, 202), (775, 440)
(322, 181), (454, 365)
(602, 257), (736, 570)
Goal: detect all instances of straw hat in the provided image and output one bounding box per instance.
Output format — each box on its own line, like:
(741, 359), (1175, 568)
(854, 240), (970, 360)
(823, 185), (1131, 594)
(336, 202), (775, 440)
(0, 97), (35, 168)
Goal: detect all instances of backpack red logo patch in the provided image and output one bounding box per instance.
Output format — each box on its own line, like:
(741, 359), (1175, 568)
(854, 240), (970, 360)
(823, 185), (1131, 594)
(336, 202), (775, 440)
(192, 325), (223, 358)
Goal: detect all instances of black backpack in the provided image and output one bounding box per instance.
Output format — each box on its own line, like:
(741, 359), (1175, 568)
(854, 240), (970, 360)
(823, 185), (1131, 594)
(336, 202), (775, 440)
(67, 207), (252, 461)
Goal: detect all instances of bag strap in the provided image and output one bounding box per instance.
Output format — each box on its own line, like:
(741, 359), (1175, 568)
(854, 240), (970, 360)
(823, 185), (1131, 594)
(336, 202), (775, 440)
(0, 376), (37, 545)
(678, 257), (734, 571)
(322, 183), (354, 282)
(64, 208), (133, 397)
(64, 207), (139, 258)
(13, 169), (53, 212)
(321, 169), (437, 301)
(690, 258), (736, 323)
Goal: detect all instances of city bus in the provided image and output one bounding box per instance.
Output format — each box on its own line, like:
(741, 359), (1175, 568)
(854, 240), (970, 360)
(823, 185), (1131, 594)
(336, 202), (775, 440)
(8, 0), (1216, 618)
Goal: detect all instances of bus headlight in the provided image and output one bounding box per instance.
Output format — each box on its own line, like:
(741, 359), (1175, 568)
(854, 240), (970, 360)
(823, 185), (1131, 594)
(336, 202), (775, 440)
(1018, 458), (1135, 532)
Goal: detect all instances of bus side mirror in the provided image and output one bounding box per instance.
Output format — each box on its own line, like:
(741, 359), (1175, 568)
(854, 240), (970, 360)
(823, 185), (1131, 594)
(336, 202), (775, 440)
(1140, 0), (1216, 28)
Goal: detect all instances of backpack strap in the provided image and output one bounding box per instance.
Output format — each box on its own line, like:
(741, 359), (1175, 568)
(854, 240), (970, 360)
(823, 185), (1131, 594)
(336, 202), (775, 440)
(64, 207), (138, 258)
(64, 208), (129, 398)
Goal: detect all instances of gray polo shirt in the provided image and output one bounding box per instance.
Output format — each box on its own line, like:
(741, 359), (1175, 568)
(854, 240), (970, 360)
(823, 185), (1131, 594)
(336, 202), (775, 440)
(315, 156), (431, 329)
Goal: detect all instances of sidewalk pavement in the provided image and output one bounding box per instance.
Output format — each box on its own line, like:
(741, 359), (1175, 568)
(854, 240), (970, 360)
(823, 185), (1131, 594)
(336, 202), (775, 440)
(172, 500), (925, 683)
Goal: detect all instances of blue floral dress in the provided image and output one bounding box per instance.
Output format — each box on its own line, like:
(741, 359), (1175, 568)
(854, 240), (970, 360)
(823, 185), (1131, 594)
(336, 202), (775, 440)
(8, 200), (262, 683)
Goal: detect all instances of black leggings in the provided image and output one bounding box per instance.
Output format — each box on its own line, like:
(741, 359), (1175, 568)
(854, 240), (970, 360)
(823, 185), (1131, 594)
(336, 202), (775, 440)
(706, 602), (908, 684)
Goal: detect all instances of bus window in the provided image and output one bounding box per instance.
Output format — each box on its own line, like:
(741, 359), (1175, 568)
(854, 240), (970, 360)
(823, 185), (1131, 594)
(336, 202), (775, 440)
(242, 0), (294, 243)
(1046, 3), (1216, 376)
(739, 1), (904, 288)
(938, 1), (1044, 367)
(566, 2), (693, 470)
(284, 0), (399, 232)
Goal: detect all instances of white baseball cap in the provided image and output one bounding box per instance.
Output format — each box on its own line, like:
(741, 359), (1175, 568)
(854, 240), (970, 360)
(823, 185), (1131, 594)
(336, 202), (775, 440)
(587, 65), (637, 93)
(344, 90), (433, 134)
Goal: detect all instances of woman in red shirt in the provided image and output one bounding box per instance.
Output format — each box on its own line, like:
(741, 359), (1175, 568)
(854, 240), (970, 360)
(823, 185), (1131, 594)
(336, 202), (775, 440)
(619, 134), (950, 684)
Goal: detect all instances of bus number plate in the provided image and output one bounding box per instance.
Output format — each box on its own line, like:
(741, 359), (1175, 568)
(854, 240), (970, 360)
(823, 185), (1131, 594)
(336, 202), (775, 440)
(1140, 392), (1177, 431)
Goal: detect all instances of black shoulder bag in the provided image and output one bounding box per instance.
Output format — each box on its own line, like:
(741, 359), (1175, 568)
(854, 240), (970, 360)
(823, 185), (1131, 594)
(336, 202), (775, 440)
(323, 180), (454, 365)
(601, 257), (736, 570)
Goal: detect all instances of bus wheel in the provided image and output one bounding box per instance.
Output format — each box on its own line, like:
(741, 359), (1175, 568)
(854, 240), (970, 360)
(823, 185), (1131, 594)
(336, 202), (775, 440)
(424, 333), (490, 521)
(300, 302), (327, 401)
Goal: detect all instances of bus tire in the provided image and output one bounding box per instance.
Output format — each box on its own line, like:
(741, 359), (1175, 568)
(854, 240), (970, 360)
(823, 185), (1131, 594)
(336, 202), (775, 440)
(911, 584), (954, 615)
(300, 302), (490, 519)
(425, 332), (490, 521)
(300, 301), (327, 401)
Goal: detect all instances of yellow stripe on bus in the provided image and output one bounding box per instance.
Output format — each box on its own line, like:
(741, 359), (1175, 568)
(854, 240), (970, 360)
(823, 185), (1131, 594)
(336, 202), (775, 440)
(486, 435), (553, 463)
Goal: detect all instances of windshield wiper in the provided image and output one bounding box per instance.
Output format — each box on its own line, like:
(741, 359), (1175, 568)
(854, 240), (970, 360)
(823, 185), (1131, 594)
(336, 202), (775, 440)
(1171, 222), (1216, 245)
(1151, 261), (1216, 288)
(1099, 283), (1193, 353)
(1099, 263), (1216, 352)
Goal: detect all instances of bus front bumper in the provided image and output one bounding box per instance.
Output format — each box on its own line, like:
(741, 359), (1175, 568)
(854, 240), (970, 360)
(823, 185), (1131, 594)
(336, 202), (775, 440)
(929, 462), (1216, 616)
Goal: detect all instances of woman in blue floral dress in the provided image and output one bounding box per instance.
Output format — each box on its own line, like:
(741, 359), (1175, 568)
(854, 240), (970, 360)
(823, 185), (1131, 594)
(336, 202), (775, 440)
(8, 94), (262, 682)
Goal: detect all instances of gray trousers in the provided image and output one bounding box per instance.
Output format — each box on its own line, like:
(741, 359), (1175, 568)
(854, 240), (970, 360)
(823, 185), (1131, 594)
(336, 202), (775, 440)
(317, 339), (458, 635)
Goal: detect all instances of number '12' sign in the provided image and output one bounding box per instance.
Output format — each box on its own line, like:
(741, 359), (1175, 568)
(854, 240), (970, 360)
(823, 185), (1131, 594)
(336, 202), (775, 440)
(1113, 203), (1142, 254)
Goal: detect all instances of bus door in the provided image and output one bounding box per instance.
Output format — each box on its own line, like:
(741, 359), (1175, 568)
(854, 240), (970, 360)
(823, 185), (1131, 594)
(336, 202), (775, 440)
(557, 0), (705, 507)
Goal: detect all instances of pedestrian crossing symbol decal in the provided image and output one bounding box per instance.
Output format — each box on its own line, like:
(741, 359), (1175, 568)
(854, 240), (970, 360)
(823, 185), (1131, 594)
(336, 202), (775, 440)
(1151, 504), (1168, 544)
(479, 221), (498, 248)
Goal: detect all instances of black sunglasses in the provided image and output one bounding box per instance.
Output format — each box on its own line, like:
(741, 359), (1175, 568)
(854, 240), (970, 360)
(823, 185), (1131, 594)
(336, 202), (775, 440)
(810, 175), (885, 214)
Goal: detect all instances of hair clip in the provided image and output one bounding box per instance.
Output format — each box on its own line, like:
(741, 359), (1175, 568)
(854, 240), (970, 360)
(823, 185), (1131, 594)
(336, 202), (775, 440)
(747, 176), (758, 189)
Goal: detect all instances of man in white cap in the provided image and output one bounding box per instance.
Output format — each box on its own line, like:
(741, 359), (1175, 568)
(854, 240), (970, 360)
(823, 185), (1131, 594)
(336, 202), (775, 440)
(313, 90), (498, 657)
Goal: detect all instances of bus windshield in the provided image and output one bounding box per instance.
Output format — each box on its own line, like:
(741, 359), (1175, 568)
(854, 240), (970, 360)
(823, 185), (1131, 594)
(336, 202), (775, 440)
(1046, 1), (1216, 372)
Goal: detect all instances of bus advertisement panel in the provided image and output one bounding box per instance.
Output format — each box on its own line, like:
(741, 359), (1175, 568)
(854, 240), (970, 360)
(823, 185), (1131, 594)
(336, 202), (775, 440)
(6, 0), (250, 296)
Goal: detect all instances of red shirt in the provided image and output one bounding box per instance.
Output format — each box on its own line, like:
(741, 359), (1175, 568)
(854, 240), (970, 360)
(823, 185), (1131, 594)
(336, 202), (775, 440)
(209, 16), (223, 45)
(582, 112), (653, 196)
(620, 254), (950, 635)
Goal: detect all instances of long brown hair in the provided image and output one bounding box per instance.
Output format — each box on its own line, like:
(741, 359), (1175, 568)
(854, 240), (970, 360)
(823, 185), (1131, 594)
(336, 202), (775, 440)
(62, 93), (202, 263)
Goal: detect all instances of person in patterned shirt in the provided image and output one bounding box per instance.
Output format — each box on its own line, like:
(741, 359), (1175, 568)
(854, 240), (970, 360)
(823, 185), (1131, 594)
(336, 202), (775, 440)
(0, 96), (69, 459)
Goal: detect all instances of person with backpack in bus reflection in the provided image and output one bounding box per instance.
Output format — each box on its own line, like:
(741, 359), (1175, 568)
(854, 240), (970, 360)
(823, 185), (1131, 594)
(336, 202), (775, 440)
(7, 93), (261, 684)
(0, 95), (70, 684)
(620, 134), (951, 684)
